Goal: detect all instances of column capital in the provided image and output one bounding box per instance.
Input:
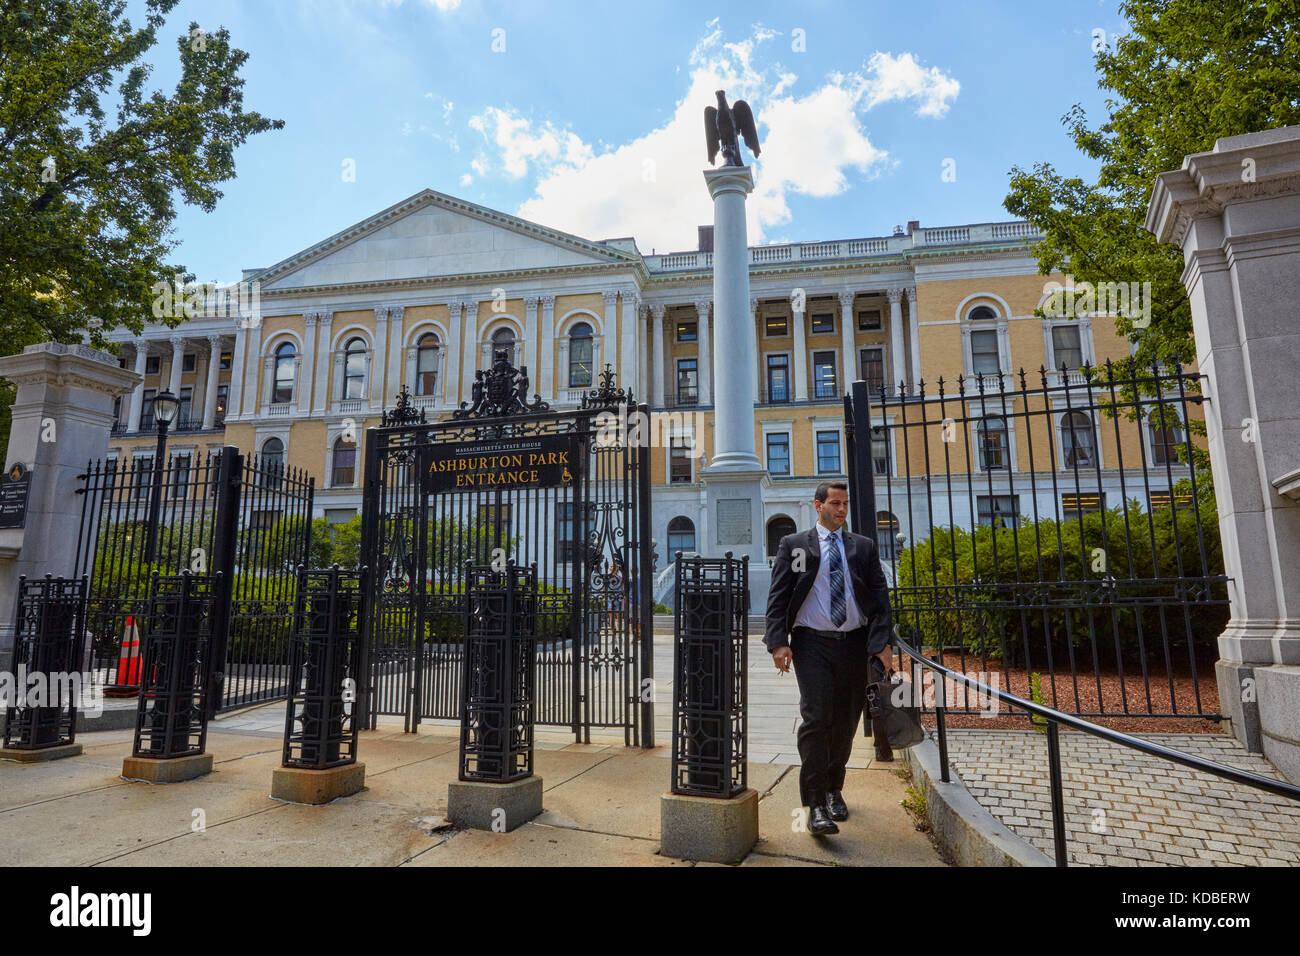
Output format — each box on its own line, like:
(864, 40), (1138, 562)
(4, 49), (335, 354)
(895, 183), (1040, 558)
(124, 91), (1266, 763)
(650, 302), (667, 320)
(886, 286), (906, 303)
(169, 333), (185, 349)
(603, 289), (620, 307)
(318, 309), (333, 326)
(839, 290), (857, 310)
(446, 297), (464, 313)
(903, 285), (917, 299)
(693, 298), (712, 317)
(524, 294), (540, 310)
(206, 332), (223, 349)
(789, 291), (805, 312)
(374, 305), (390, 323)
(539, 293), (556, 311)
(387, 304), (405, 323)
(132, 337), (149, 352)
(304, 311), (318, 328)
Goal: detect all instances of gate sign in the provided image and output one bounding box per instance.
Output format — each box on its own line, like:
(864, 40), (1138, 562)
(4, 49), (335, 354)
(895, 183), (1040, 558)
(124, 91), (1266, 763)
(0, 462), (32, 529)
(422, 434), (579, 492)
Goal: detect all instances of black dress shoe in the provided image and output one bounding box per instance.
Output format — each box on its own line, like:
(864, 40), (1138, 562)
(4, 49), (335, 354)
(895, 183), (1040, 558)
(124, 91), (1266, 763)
(825, 790), (848, 821)
(875, 744), (895, 762)
(809, 804), (839, 835)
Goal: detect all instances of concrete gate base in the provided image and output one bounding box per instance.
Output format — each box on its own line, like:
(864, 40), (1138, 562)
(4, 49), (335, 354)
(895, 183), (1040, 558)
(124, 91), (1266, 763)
(659, 788), (759, 864)
(447, 776), (543, 832)
(271, 763), (366, 804)
(122, 752), (213, 783)
(1, 742), (83, 763)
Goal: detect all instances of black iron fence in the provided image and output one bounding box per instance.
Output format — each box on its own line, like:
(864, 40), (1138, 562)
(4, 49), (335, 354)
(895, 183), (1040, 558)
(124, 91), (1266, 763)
(73, 447), (314, 712)
(670, 552), (748, 798)
(846, 362), (1229, 720)
(2, 576), (87, 751)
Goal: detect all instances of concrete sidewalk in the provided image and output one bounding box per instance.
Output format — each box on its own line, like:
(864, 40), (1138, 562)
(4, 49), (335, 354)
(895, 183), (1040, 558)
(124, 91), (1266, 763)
(0, 710), (946, 867)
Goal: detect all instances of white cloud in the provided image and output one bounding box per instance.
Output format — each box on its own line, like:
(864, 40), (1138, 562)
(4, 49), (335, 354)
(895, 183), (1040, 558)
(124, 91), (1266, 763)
(460, 173), (473, 186)
(464, 26), (959, 252)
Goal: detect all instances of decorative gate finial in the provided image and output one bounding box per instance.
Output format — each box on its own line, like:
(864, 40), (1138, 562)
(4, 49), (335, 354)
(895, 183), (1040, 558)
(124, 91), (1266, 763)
(580, 363), (632, 409)
(383, 384), (426, 427)
(453, 350), (550, 419)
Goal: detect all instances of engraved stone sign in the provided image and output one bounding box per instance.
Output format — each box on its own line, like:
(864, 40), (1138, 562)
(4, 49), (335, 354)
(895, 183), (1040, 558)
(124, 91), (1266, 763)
(716, 498), (752, 545)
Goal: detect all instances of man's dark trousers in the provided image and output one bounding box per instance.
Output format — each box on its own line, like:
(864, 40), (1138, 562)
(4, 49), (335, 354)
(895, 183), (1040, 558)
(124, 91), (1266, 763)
(791, 625), (869, 808)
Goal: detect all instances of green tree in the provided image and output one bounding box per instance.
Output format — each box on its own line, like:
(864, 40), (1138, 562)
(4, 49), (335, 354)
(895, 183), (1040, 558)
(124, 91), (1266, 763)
(1003, 1), (1300, 377)
(0, 0), (283, 461)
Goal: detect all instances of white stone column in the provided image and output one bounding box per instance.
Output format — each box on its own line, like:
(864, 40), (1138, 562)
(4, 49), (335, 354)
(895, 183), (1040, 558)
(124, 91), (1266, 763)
(638, 303), (649, 402)
(202, 333), (222, 429)
(694, 297), (712, 405)
(791, 295), (809, 402)
(523, 294), (539, 381)
(461, 299), (480, 404)
(261, 353), (275, 407)
(386, 305), (404, 403)
(538, 294), (556, 399)
(906, 286), (921, 393)
(227, 325), (248, 419)
(602, 290), (619, 382)
(620, 287), (638, 398)
(752, 297), (761, 404)
(703, 166), (760, 470)
(371, 305), (389, 410)
(444, 299), (462, 407)
(1146, 125), (1300, 775)
(300, 312), (317, 413)
(838, 291), (856, 394)
(651, 303), (666, 407)
(887, 287), (906, 396)
(243, 322), (264, 416)
(168, 334), (185, 397)
(313, 311), (333, 412)
(128, 339), (149, 431)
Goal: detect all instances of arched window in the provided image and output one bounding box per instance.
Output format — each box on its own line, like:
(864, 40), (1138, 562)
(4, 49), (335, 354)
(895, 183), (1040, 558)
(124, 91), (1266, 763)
(1060, 411), (1096, 468)
(343, 337), (366, 400)
(416, 333), (439, 396)
(1148, 408), (1183, 465)
(766, 515), (797, 558)
(977, 415), (1007, 470)
(332, 435), (357, 486)
(968, 305), (997, 322)
(491, 327), (516, 367)
(667, 516), (696, 555)
(261, 437), (284, 489)
(876, 511), (900, 561)
(568, 322), (593, 387)
(273, 342), (296, 404)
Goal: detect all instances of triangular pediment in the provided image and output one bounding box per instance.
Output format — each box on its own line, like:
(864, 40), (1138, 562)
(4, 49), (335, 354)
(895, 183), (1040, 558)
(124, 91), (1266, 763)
(255, 189), (637, 291)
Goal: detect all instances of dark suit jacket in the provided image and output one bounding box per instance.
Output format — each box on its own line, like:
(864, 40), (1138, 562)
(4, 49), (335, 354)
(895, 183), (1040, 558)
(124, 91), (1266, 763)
(764, 525), (893, 656)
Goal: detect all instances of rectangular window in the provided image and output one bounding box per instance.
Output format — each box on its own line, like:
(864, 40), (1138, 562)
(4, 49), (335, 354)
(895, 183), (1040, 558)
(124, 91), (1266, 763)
(215, 384), (228, 422)
(676, 359), (698, 406)
(859, 347), (885, 395)
(970, 330), (1001, 375)
(1061, 493), (1105, 520)
(669, 436), (692, 484)
(1052, 325), (1083, 370)
(870, 426), (890, 476)
(133, 456), (153, 500)
(766, 354), (789, 403)
(858, 309), (882, 331)
(764, 315), (789, 337)
(179, 385), (193, 426)
(139, 388), (157, 430)
(145, 356), (160, 375)
(556, 502), (596, 562)
(675, 320), (697, 342)
(331, 443), (357, 486)
(810, 312), (834, 334)
(977, 495), (1020, 528)
(816, 430), (841, 474)
(170, 454), (191, 499)
(766, 433), (790, 475)
(1148, 491), (1194, 511)
(182, 353), (196, 373)
(812, 351), (837, 399)
(219, 351), (232, 371)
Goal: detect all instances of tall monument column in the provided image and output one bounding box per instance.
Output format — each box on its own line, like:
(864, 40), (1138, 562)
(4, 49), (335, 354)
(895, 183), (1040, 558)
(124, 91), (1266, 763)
(704, 165), (761, 470)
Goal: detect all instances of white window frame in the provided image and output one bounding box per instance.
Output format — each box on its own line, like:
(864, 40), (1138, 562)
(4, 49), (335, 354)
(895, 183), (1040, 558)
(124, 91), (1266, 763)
(1042, 315), (1094, 383)
(971, 407), (1017, 473)
(761, 419), (794, 476)
(960, 306), (1011, 387)
(811, 417), (845, 475)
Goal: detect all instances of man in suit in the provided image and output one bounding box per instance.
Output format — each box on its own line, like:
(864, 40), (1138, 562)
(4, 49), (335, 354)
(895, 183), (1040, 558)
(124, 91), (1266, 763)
(764, 480), (894, 836)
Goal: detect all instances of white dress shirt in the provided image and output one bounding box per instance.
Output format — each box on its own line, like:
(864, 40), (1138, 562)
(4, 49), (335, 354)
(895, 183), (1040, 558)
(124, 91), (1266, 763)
(793, 522), (863, 632)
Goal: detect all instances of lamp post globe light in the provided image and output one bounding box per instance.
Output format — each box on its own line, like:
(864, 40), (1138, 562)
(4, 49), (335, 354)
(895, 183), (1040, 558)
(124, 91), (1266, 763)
(143, 389), (181, 564)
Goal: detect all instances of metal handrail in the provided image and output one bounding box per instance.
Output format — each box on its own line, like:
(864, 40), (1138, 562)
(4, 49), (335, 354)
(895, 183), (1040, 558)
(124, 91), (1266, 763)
(892, 634), (1300, 866)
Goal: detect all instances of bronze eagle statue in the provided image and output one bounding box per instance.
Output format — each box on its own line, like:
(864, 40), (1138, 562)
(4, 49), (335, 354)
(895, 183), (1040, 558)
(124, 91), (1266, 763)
(705, 90), (761, 166)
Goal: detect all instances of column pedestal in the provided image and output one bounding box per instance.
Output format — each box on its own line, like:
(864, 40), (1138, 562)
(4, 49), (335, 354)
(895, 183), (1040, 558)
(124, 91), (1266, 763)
(446, 776), (543, 832)
(660, 788), (758, 864)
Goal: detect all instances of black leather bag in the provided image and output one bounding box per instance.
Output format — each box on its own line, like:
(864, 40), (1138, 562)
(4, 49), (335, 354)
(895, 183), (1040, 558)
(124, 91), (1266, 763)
(865, 655), (926, 750)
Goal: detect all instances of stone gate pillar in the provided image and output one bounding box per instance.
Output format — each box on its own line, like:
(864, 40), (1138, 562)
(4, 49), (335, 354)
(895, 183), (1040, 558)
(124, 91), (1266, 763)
(1146, 125), (1300, 781)
(0, 344), (140, 672)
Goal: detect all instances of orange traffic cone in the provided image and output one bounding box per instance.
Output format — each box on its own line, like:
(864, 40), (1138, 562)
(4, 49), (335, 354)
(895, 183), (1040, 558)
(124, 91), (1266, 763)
(104, 616), (141, 697)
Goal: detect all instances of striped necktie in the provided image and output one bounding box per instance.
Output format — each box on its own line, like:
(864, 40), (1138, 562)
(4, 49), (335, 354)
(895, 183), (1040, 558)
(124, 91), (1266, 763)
(827, 531), (847, 627)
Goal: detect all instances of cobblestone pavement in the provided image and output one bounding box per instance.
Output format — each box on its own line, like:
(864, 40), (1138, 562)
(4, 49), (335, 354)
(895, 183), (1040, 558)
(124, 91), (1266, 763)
(941, 729), (1300, 866)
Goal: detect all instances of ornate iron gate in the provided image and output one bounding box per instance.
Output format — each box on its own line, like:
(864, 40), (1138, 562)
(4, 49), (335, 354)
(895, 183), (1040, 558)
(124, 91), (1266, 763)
(359, 362), (653, 746)
(73, 446), (314, 712)
(845, 362), (1230, 720)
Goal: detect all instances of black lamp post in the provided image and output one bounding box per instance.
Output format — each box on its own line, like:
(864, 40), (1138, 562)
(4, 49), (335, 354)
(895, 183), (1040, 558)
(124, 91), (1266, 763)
(143, 389), (181, 564)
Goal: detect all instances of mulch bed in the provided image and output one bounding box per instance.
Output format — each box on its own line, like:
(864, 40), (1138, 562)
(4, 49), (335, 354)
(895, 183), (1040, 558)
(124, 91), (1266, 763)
(893, 651), (1224, 734)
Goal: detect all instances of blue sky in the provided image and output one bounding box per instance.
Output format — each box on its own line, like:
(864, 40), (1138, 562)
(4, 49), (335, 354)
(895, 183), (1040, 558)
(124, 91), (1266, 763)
(131, 0), (1129, 283)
